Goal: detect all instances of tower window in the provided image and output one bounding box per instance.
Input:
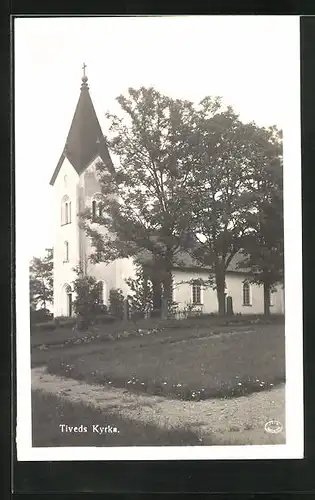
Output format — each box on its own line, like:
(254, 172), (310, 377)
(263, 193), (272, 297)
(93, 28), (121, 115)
(91, 193), (103, 220)
(192, 280), (202, 304)
(243, 282), (251, 306)
(92, 200), (96, 218)
(97, 281), (104, 304)
(61, 195), (71, 225)
(64, 241), (69, 262)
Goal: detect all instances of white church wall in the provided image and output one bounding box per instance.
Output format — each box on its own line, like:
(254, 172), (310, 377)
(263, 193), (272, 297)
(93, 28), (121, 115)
(173, 269), (285, 315)
(173, 269), (218, 314)
(225, 273), (263, 314)
(225, 274), (284, 315)
(53, 157), (80, 317)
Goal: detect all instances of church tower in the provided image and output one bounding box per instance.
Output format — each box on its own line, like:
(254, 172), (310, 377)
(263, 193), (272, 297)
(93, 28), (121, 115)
(49, 65), (135, 317)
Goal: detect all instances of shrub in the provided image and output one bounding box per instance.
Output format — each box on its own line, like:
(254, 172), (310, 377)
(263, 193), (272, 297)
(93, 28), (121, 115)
(71, 267), (104, 328)
(59, 318), (77, 328)
(151, 309), (161, 318)
(93, 314), (116, 325)
(30, 307), (53, 324)
(130, 311), (145, 321)
(125, 265), (153, 316)
(109, 288), (125, 319)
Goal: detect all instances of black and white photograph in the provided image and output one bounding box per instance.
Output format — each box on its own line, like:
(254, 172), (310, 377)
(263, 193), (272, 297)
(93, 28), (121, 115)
(15, 15), (303, 461)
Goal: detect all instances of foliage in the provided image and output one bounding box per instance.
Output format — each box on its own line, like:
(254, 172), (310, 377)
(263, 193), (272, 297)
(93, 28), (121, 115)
(237, 144), (284, 315)
(80, 87), (283, 317)
(80, 87), (209, 313)
(29, 248), (54, 309)
(125, 265), (153, 315)
(186, 108), (283, 315)
(30, 307), (53, 325)
(71, 266), (104, 328)
(109, 288), (125, 319)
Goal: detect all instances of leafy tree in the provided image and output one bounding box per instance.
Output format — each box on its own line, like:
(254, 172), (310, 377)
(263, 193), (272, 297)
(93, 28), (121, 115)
(125, 265), (153, 316)
(29, 248), (53, 310)
(237, 129), (284, 315)
(71, 266), (103, 328)
(80, 87), (218, 316)
(109, 288), (125, 319)
(186, 104), (283, 315)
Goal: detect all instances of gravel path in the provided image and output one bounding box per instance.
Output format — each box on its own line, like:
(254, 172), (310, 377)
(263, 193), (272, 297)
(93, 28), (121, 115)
(32, 366), (285, 445)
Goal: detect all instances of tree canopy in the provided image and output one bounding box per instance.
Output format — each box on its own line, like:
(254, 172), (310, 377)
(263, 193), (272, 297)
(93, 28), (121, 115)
(81, 87), (283, 316)
(29, 248), (53, 310)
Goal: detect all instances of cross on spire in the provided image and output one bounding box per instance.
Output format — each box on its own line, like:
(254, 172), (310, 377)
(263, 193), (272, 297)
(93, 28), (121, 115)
(81, 62), (88, 88)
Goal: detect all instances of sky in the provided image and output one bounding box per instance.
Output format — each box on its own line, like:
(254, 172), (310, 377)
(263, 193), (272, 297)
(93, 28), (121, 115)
(15, 16), (300, 260)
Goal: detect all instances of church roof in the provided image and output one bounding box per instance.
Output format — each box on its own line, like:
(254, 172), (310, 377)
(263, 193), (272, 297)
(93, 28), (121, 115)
(50, 69), (114, 185)
(136, 248), (250, 274)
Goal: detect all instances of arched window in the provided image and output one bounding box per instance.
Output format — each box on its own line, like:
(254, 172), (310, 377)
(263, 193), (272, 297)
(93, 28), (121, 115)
(91, 193), (103, 220)
(192, 280), (202, 304)
(64, 241), (69, 262)
(92, 200), (97, 218)
(64, 284), (72, 316)
(243, 282), (251, 306)
(61, 195), (71, 225)
(97, 281), (104, 304)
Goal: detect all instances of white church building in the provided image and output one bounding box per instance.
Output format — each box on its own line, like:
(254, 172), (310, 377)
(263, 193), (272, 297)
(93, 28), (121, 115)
(50, 70), (285, 318)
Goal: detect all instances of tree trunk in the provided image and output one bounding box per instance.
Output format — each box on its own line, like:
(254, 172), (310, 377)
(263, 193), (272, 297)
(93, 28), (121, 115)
(263, 282), (270, 317)
(161, 270), (173, 319)
(215, 269), (226, 316)
(151, 278), (162, 310)
(42, 280), (46, 310)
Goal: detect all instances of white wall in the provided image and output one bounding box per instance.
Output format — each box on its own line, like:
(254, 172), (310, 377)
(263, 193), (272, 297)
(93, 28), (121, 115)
(173, 269), (217, 314)
(52, 157), (79, 316)
(173, 269), (285, 315)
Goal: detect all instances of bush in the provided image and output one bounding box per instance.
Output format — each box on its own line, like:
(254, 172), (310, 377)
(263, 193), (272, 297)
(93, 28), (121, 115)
(151, 309), (161, 318)
(59, 318), (77, 328)
(109, 288), (125, 319)
(93, 314), (116, 325)
(30, 308), (53, 325)
(130, 311), (145, 321)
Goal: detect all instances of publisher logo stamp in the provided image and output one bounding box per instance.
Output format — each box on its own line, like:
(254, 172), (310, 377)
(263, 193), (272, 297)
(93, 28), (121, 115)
(264, 420), (283, 434)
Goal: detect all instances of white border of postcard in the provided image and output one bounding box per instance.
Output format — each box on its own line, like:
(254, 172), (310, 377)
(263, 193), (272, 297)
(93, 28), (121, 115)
(15, 15), (303, 461)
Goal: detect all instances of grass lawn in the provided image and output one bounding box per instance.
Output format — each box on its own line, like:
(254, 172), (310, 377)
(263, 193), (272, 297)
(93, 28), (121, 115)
(31, 314), (284, 348)
(32, 390), (201, 446)
(45, 322), (285, 401)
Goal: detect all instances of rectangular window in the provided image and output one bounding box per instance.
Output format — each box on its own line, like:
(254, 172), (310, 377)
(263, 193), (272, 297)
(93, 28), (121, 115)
(243, 282), (251, 306)
(192, 282), (201, 304)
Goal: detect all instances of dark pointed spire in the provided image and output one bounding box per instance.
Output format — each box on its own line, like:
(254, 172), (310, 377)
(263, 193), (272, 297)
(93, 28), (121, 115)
(50, 66), (114, 185)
